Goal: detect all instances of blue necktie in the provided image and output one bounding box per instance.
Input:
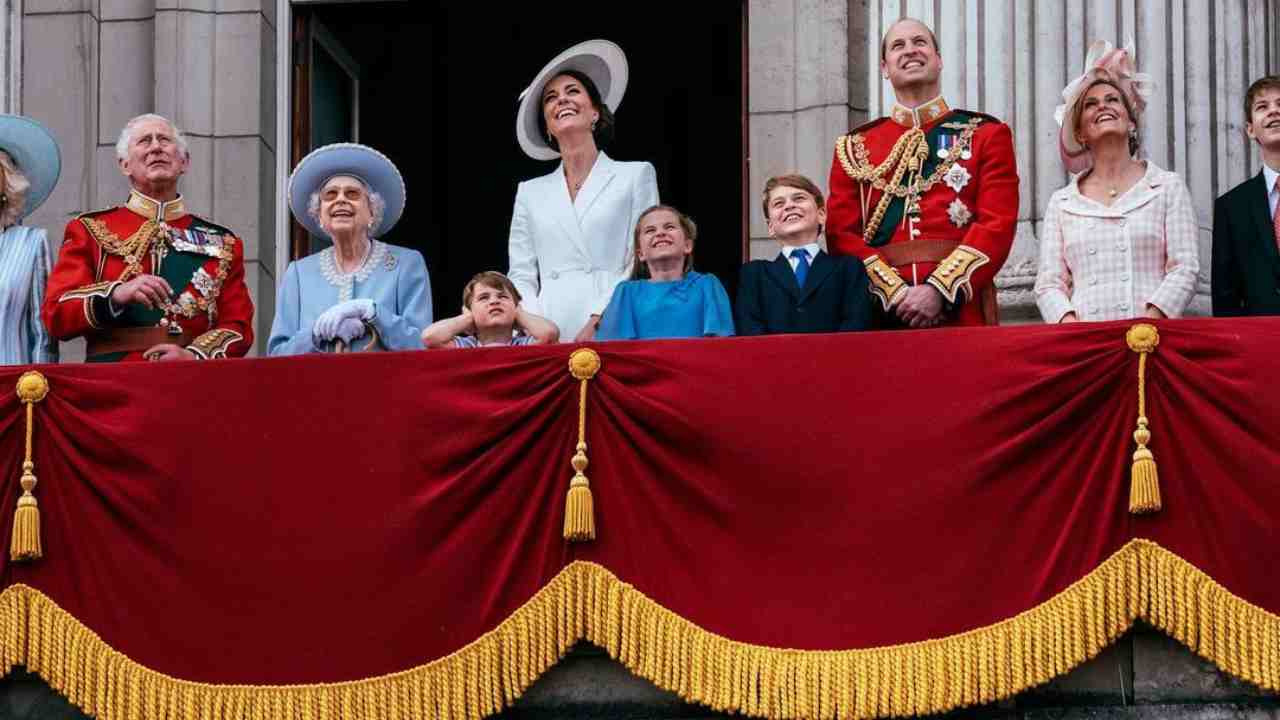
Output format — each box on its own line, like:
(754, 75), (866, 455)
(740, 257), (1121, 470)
(791, 247), (810, 288)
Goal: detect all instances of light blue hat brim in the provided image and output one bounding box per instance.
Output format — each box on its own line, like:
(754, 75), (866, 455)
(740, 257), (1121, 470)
(0, 115), (61, 219)
(288, 143), (405, 239)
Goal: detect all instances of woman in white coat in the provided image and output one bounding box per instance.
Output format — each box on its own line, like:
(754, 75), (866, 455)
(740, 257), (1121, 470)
(510, 39), (659, 342)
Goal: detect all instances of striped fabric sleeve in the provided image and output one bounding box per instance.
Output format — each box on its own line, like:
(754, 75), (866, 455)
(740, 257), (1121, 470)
(28, 229), (58, 363)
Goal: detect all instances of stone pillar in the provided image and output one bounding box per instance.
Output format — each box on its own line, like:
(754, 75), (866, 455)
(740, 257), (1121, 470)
(19, 0), (277, 358)
(154, 0), (278, 352)
(21, 1), (100, 361)
(0, 0), (20, 114)
(861, 0), (1280, 320)
(747, 0), (864, 261)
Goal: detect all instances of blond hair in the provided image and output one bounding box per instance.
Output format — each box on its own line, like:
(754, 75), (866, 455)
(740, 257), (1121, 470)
(0, 150), (32, 228)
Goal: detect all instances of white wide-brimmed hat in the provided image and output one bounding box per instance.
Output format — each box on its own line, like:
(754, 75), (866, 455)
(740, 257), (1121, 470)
(515, 39), (629, 161)
(288, 143), (405, 238)
(0, 115), (61, 219)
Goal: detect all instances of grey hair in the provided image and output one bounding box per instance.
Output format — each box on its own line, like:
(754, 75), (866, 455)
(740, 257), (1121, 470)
(306, 177), (387, 238)
(0, 150), (32, 228)
(115, 113), (190, 161)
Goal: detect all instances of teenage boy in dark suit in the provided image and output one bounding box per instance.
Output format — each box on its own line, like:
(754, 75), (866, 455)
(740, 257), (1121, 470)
(736, 174), (873, 335)
(1212, 75), (1280, 316)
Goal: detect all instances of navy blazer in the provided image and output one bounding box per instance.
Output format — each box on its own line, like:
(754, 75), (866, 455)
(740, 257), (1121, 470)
(735, 249), (873, 335)
(1212, 171), (1280, 316)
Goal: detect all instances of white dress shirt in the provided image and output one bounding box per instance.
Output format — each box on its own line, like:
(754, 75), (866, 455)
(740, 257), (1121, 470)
(778, 242), (823, 275)
(1263, 162), (1279, 219)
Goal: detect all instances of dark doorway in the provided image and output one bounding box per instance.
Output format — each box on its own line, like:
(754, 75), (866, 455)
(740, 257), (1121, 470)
(292, 1), (746, 318)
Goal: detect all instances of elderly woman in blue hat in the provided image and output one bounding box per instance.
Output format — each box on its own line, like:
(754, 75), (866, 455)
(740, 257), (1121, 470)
(509, 39), (659, 342)
(268, 143), (431, 355)
(0, 115), (60, 365)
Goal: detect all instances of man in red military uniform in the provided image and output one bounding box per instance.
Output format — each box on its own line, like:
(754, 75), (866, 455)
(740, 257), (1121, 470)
(43, 114), (253, 361)
(827, 18), (1019, 328)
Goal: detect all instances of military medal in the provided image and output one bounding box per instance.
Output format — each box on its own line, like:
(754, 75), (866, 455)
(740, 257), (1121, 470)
(943, 164), (972, 193)
(937, 133), (955, 159)
(947, 198), (973, 228)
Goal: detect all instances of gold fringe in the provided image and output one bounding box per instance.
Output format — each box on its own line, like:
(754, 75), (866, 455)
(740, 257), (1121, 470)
(0, 540), (1277, 719)
(11, 371), (49, 561)
(1126, 324), (1162, 514)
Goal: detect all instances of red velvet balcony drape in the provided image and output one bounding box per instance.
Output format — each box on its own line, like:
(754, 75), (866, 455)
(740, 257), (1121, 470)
(0, 318), (1276, 719)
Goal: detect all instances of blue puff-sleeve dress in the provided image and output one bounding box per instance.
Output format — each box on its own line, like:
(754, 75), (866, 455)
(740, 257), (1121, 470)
(596, 271), (735, 341)
(268, 240), (432, 355)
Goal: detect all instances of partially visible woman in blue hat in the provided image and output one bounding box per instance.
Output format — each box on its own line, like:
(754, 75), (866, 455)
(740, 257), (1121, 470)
(0, 115), (60, 365)
(269, 143), (431, 355)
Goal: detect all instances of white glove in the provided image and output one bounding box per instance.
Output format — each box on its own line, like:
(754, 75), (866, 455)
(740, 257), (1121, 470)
(335, 317), (366, 344)
(314, 299), (376, 342)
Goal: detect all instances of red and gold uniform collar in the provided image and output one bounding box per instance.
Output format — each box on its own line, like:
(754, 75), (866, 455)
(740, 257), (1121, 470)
(890, 96), (951, 129)
(125, 189), (187, 223)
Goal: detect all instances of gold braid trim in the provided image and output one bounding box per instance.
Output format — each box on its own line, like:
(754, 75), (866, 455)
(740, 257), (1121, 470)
(81, 218), (161, 282)
(926, 245), (990, 305)
(863, 256), (908, 311)
(186, 329), (245, 360)
(1, 540), (1278, 720)
(835, 118), (983, 245)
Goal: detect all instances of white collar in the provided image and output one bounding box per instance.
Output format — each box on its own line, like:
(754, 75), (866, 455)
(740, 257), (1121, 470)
(778, 242), (822, 262)
(1263, 163), (1280, 194)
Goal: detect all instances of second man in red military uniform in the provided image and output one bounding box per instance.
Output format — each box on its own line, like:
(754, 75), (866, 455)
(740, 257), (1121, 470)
(827, 18), (1019, 328)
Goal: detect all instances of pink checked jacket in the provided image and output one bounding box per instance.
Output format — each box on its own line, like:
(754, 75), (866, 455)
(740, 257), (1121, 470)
(1035, 162), (1200, 323)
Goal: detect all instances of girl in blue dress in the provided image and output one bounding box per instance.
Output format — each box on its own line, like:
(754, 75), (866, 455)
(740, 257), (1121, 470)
(596, 205), (734, 341)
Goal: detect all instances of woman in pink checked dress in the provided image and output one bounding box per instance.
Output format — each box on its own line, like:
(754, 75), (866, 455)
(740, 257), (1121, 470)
(1035, 40), (1199, 323)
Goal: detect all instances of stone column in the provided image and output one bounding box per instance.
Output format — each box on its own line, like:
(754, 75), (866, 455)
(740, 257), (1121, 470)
(0, 0), (20, 114)
(747, 0), (866, 261)
(861, 0), (1280, 320)
(155, 0), (278, 352)
(20, 1), (100, 360)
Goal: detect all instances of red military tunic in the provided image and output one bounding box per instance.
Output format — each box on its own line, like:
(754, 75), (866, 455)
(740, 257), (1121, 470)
(826, 96), (1019, 326)
(42, 190), (254, 361)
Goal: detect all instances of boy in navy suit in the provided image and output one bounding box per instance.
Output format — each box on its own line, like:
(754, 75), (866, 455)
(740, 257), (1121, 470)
(1212, 75), (1280, 316)
(736, 174), (873, 335)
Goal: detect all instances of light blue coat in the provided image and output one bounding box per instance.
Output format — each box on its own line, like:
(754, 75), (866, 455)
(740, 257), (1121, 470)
(0, 226), (56, 364)
(268, 240), (432, 356)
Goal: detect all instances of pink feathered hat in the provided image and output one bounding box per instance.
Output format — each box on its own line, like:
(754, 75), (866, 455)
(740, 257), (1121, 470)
(1054, 39), (1153, 174)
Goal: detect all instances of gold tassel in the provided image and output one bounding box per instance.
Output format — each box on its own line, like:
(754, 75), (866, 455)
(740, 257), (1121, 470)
(564, 446), (594, 540)
(564, 349), (601, 542)
(11, 371), (50, 561)
(1125, 325), (1161, 514)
